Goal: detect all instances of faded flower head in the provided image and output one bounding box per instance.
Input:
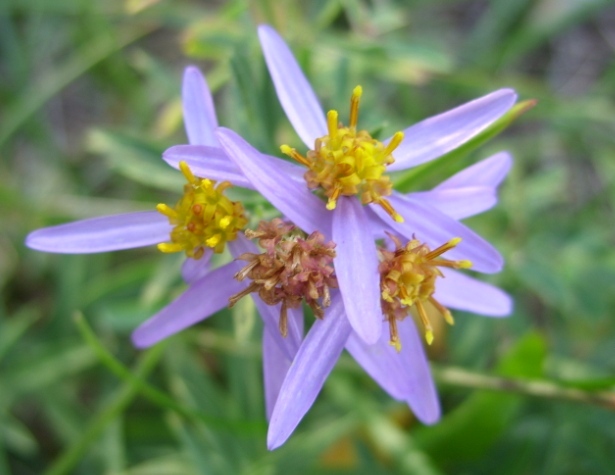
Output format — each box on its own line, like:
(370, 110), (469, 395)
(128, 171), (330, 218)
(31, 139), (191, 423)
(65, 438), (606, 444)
(157, 160), (247, 258)
(281, 86), (404, 221)
(229, 219), (337, 336)
(379, 234), (472, 349)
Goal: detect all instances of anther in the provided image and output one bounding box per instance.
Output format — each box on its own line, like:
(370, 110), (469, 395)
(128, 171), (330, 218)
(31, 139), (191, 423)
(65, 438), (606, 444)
(382, 131), (404, 157)
(326, 185), (342, 210)
(376, 197), (404, 223)
(426, 237), (462, 260)
(280, 145), (310, 167)
(157, 242), (184, 253)
(327, 110), (339, 139)
(430, 296), (455, 326)
(349, 85), (362, 128)
(179, 161), (197, 184)
(219, 216), (232, 229)
(156, 203), (177, 219)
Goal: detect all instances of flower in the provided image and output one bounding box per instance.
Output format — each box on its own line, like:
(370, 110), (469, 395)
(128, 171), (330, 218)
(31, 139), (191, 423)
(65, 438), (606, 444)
(167, 124), (513, 448)
(166, 25), (517, 347)
(160, 26), (516, 447)
(24, 67), (304, 366)
(266, 152), (514, 449)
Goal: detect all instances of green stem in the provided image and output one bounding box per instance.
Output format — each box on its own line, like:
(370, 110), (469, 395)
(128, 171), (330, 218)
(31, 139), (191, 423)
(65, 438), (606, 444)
(432, 365), (615, 409)
(73, 313), (265, 434)
(43, 337), (164, 475)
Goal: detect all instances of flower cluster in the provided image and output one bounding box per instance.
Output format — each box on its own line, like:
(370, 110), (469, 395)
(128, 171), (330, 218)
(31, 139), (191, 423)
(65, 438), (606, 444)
(25, 25), (517, 451)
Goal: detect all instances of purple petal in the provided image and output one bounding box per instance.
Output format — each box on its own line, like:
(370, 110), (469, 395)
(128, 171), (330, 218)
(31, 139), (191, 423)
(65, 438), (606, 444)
(434, 268), (512, 316)
(333, 199), (382, 344)
(181, 252), (212, 284)
(435, 151), (512, 190)
(163, 145), (254, 189)
(268, 296), (351, 450)
(263, 305), (304, 421)
(373, 194), (503, 273)
(131, 261), (245, 348)
(25, 212), (171, 253)
(411, 187), (497, 220)
(346, 320), (440, 424)
(229, 237), (304, 360)
(387, 89), (517, 171)
(263, 328), (292, 421)
(182, 66), (219, 146)
(216, 128), (331, 237)
(258, 25), (327, 148)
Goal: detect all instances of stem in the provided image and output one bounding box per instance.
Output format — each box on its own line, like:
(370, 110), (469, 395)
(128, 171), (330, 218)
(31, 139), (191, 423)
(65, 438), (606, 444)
(432, 364), (615, 410)
(43, 334), (164, 475)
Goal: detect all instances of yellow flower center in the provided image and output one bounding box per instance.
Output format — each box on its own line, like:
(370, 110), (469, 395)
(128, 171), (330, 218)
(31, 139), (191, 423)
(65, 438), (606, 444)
(281, 86), (405, 222)
(379, 235), (472, 350)
(156, 161), (248, 258)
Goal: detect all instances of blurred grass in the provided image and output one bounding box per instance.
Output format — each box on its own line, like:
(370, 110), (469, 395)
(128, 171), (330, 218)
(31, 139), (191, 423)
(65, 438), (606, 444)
(2, 0), (615, 474)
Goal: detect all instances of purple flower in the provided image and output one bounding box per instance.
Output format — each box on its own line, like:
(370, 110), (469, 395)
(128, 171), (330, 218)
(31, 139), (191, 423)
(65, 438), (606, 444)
(166, 123), (513, 448)
(24, 67), (304, 363)
(159, 27), (516, 447)
(265, 152), (513, 449)
(166, 25), (516, 346)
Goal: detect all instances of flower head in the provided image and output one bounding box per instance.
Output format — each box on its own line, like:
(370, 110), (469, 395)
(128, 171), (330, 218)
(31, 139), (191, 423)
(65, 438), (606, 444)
(281, 85), (404, 221)
(378, 234), (472, 347)
(157, 161), (247, 258)
(229, 219), (337, 335)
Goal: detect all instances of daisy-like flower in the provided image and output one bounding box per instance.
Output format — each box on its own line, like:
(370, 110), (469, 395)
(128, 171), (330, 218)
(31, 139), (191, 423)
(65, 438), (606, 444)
(264, 151), (514, 449)
(25, 67), (306, 362)
(166, 26), (516, 346)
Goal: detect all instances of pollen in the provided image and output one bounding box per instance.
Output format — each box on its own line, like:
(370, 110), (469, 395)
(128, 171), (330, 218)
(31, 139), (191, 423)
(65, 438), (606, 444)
(156, 161), (248, 259)
(229, 219), (338, 337)
(280, 86), (404, 222)
(379, 234), (472, 349)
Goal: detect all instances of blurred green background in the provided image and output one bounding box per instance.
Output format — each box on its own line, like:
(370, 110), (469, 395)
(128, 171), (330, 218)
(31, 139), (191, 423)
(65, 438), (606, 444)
(2, 0), (615, 474)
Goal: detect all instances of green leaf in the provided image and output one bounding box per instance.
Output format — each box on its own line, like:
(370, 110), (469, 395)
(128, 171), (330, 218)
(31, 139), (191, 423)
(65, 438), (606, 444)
(87, 129), (183, 192)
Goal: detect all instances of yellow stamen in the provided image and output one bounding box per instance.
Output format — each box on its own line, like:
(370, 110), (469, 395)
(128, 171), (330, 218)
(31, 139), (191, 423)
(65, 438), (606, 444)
(349, 85), (362, 128)
(157, 242), (184, 253)
(431, 258), (472, 269)
(383, 131), (404, 157)
(327, 110), (338, 139)
(389, 338), (402, 352)
(376, 197), (404, 223)
(219, 216), (232, 229)
(179, 160), (197, 184)
(280, 144), (310, 167)
(429, 296), (455, 325)
(326, 185), (342, 210)
(416, 300), (434, 345)
(426, 237), (462, 259)
(156, 203), (177, 219)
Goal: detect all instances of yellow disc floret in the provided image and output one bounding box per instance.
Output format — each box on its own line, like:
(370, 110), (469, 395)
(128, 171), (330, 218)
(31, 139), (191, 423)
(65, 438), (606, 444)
(156, 161), (248, 259)
(281, 86), (405, 222)
(379, 235), (472, 350)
